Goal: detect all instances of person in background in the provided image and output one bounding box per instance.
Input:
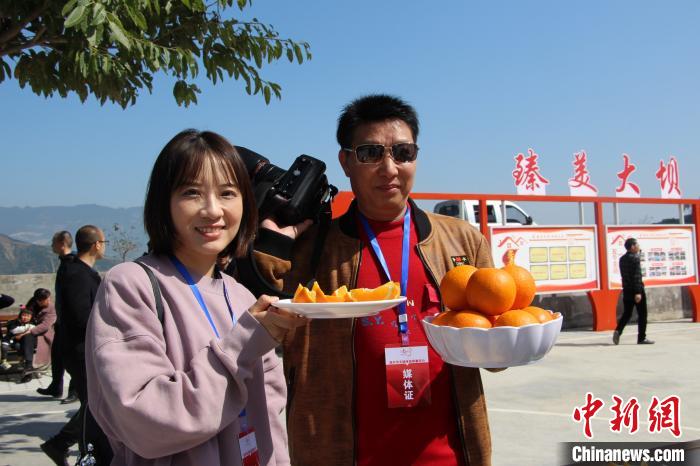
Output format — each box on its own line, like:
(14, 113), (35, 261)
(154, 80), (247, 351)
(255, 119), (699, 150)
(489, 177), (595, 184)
(613, 237), (654, 345)
(1, 307), (35, 379)
(26, 288), (57, 374)
(0, 293), (15, 371)
(86, 129), (305, 465)
(41, 225), (107, 466)
(38, 231), (79, 402)
(252, 95), (497, 466)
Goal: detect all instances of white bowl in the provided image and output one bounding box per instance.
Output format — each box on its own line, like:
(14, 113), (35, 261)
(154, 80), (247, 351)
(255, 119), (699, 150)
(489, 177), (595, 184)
(421, 313), (563, 368)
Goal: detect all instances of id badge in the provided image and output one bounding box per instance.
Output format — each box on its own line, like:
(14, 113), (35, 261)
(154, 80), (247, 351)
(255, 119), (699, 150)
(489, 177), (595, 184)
(384, 345), (431, 408)
(239, 428), (260, 466)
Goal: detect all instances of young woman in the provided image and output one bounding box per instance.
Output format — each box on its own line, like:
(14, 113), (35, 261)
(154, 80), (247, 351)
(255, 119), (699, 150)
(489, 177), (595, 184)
(86, 129), (305, 465)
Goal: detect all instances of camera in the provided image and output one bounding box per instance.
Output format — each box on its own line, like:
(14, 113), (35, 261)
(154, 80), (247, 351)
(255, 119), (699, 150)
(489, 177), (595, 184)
(235, 146), (338, 226)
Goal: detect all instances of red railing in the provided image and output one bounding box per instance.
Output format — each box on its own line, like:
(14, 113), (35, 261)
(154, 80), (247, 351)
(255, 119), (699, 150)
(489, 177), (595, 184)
(331, 191), (700, 330)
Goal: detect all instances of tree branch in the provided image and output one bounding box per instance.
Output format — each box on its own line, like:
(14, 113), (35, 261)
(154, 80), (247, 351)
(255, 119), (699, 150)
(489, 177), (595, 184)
(0, 0), (49, 47)
(0, 25), (50, 58)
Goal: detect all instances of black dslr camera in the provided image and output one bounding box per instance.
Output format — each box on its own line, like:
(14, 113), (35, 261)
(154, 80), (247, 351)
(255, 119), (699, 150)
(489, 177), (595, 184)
(235, 146), (337, 226)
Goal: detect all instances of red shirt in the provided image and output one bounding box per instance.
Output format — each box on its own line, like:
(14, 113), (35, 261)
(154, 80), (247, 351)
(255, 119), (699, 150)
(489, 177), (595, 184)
(354, 214), (465, 466)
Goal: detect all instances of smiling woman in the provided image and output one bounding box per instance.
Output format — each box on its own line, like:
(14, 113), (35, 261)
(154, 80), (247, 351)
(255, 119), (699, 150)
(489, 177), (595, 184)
(84, 129), (307, 466)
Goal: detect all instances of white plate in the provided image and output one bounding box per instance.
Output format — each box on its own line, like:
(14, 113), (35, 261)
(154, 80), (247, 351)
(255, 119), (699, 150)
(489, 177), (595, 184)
(273, 297), (407, 319)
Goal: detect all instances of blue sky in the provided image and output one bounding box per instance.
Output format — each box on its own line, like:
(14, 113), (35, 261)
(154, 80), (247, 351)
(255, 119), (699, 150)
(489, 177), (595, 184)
(1, 1), (698, 223)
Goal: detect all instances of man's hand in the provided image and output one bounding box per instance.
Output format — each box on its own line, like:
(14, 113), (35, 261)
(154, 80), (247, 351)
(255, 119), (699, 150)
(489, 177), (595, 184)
(634, 294), (642, 304)
(249, 294), (308, 343)
(14, 331), (29, 341)
(261, 218), (313, 240)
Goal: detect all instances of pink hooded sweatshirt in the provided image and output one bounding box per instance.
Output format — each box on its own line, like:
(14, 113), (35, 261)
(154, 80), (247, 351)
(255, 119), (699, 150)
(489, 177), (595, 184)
(85, 254), (289, 466)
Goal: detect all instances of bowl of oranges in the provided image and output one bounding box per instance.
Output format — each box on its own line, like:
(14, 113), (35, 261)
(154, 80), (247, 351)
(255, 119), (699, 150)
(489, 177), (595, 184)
(421, 261), (562, 368)
(274, 281), (406, 319)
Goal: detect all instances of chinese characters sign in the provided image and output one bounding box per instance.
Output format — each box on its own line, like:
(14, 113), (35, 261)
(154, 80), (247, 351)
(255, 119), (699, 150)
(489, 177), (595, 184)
(568, 150), (598, 196)
(513, 148), (549, 195)
(615, 153), (641, 198)
(656, 156), (682, 199)
(606, 225), (698, 288)
(509, 150), (686, 199)
(490, 226), (599, 293)
(573, 393), (682, 439)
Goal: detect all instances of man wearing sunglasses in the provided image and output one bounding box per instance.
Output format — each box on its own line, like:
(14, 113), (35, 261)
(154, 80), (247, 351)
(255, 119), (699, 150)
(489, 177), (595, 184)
(252, 94), (496, 466)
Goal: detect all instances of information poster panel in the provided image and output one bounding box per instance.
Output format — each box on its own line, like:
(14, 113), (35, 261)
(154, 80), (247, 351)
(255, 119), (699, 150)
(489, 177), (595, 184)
(606, 225), (698, 289)
(490, 226), (599, 294)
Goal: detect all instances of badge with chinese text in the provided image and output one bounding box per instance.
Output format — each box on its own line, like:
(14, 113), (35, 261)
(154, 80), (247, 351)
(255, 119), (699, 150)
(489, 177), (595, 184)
(239, 428), (260, 466)
(384, 345), (431, 408)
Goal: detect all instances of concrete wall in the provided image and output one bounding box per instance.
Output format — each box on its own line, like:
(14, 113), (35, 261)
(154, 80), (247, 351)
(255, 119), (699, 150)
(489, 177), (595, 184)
(533, 286), (694, 329)
(1, 274), (696, 328)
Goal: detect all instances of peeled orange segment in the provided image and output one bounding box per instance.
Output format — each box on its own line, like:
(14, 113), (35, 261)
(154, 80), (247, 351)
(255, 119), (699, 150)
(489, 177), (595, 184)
(349, 281), (401, 302)
(292, 284), (316, 303)
(311, 282), (326, 299)
(318, 285), (352, 303)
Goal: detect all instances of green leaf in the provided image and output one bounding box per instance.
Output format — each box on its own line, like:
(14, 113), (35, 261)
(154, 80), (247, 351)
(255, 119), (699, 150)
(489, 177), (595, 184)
(125, 5), (147, 30)
(61, 0), (79, 16)
(294, 44), (303, 64)
(92, 4), (107, 26)
(263, 85), (271, 104)
(108, 21), (132, 49)
(65, 5), (87, 28)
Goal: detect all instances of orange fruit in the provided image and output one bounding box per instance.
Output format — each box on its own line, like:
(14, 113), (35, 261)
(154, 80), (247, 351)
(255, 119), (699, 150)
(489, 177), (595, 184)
(292, 284), (316, 303)
(439, 265), (477, 311)
(522, 305), (552, 323)
(431, 311), (454, 326)
(318, 285), (353, 303)
(444, 310), (492, 329)
(502, 263), (536, 309)
(494, 309), (539, 327)
(465, 268), (517, 316)
(349, 281), (401, 301)
(486, 314), (500, 326)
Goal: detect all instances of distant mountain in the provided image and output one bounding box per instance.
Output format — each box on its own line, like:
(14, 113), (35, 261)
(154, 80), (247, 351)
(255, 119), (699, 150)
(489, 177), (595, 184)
(0, 234), (57, 274)
(0, 204), (148, 266)
(0, 234), (120, 274)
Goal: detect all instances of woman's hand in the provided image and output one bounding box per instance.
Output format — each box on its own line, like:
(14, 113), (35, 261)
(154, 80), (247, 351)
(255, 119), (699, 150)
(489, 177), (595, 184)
(261, 218), (313, 240)
(248, 295), (308, 342)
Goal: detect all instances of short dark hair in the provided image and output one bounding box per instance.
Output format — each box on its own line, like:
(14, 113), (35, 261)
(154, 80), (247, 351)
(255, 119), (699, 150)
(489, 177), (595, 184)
(336, 94), (419, 148)
(75, 225), (102, 253)
(144, 129), (257, 259)
(52, 230), (73, 248)
(624, 238), (638, 251)
(33, 288), (51, 301)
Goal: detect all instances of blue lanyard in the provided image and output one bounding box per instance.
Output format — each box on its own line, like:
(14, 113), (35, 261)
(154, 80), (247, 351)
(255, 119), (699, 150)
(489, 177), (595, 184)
(359, 207), (411, 345)
(169, 255), (235, 339)
(169, 255), (250, 425)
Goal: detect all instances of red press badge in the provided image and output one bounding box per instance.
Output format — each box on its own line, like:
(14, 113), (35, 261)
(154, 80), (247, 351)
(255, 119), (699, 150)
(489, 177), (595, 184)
(384, 345), (431, 408)
(239, 428), (260, 466)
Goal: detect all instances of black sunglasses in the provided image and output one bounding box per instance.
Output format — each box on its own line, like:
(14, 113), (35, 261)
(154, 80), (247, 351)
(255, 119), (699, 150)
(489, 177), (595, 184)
(343, 143), (419, 164)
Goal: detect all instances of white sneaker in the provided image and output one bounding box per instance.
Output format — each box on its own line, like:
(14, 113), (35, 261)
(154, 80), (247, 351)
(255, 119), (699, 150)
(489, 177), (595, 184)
(0, 361), (11, 371)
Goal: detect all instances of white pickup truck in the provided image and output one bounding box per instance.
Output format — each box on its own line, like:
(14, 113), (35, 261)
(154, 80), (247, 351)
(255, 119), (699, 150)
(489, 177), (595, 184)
(433, 200), (535, 226)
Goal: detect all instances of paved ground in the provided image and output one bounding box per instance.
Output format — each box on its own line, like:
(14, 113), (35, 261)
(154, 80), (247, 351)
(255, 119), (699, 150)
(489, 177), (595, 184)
(1, 320), (698, 465)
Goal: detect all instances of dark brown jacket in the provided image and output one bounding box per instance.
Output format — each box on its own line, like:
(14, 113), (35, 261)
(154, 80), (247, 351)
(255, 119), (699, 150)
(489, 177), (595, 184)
(255, 199), (495, 466)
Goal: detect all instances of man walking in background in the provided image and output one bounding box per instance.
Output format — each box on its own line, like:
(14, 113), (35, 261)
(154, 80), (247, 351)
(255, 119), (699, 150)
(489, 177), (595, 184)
(41, 225), (108, 465)
(38, 231), (79, 403)
(613, 237), (654, 345)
